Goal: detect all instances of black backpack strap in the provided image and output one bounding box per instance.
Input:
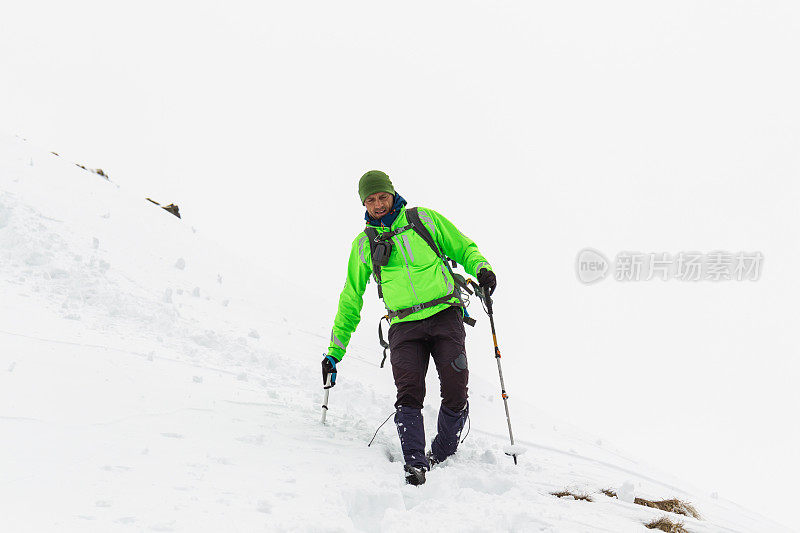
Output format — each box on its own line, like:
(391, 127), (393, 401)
(386, 292), (457, 320)
(407, 207), (460, 274)
(363, 227), (383, 299)
(377, 315), (391, 367)
(405, 207), (476, 327)
(407, 206), (462, 288)
(405, 207), (440, 257)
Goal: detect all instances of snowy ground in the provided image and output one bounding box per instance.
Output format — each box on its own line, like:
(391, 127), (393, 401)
(0, 134), (791, 532)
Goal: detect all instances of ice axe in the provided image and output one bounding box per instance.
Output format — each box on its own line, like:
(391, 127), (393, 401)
(467, 278), (518, 465)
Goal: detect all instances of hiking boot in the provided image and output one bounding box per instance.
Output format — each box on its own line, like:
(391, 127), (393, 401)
(426, 450), (441, 468)
(404, 464), (426, 486)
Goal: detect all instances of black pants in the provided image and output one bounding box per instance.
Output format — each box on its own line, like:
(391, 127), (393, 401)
(388, 306), (468, 412)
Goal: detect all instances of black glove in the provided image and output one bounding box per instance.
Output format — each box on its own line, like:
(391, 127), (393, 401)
(477, 268), (497, 296)
(321, 355), (337, 388)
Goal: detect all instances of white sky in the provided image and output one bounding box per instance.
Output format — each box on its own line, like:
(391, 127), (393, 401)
(3, 0), (799, 527)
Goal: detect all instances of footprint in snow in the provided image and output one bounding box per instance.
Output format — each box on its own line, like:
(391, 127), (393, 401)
(237, 434), (266, 446)
(383, 446), (399, 463)
(101, 465), (131, 472)
(149, 521), (176, 531)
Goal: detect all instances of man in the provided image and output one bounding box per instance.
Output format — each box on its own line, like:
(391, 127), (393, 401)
(321, 170), (497, 485)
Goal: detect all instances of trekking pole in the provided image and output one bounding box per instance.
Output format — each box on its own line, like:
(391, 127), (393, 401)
(469, 280), (518, 465)
(321, 374), (332, 424)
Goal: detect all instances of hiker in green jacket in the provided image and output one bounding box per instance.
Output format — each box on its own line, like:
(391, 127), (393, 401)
(321, 170), (497, 485)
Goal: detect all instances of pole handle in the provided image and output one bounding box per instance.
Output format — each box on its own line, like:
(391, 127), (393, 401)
(484, 290), (494, 315)
(321, 374), (332, 424)
(467, 278), (494, 315)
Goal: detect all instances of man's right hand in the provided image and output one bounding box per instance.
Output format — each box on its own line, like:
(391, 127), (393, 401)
(321, 355), (338, 388)
(477, 268), (497, 296)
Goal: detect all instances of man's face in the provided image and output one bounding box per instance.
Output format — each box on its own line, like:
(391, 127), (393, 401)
(364, 191), (394, 219)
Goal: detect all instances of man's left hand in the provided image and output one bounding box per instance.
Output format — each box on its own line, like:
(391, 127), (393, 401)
(477, 269), (497, 296)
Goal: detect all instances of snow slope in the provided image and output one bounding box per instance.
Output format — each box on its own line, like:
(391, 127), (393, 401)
(0, 134), (791, 532)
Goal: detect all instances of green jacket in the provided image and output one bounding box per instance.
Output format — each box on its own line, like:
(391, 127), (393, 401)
(328, 206), (492, 361)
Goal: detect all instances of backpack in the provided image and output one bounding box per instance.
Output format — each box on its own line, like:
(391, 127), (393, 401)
(364, 207), (476, 366)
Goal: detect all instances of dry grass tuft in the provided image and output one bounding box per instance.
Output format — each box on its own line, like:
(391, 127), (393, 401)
(645, 516), (689, 532)
(550, 490), (593, 502)
(635, 498), (701, 520)
(600, 488), (617, 498)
